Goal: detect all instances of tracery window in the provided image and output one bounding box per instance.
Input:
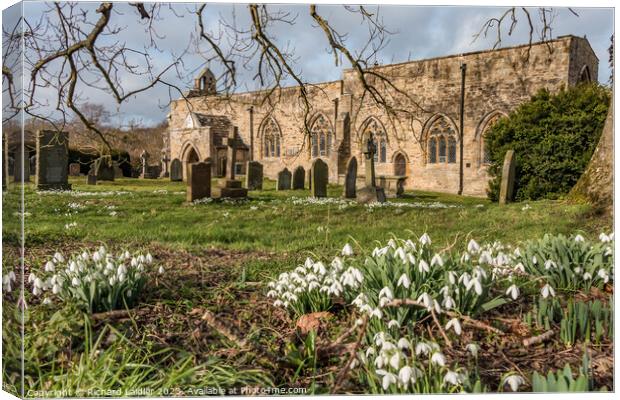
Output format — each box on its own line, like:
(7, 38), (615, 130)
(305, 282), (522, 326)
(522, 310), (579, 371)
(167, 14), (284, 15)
(261, 117), (281, 158)
(426, 116), (457, 164)
(310, 114), (333, 157)
(362, 117), (387, 163)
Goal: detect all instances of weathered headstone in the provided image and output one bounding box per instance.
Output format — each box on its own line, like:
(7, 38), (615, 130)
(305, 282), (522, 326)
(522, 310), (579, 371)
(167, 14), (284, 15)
(29, 156), (36, 177)
(170, 158), (183, 181)
(307, 168), (312, 191)
(245, 161), (263, 190)
(293, 166), (305, 190)
(212, 126), (248, 199)
(499, 150), (516, 205)
(13, 144), (30, 183)
(35, 130), (71, 190)
(357, 133), (386, 203)
(87, 174), (97, 185)
(344, 157), (357, 199)
(277, 168), (292, 190)
(69, 163), (81, 176)
(187, 161), (211, 202)
(311, 159), (328, 198)
(92, 156), (115, 181)
(113, 163), (124, 178)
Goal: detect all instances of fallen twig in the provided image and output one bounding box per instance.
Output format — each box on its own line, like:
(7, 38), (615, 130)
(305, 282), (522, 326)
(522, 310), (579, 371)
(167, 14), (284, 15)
(430, 307), (453, 348)
(332, 315), (369, 394)
(522, 329), (554, 347)
(201, 309), (248, 348)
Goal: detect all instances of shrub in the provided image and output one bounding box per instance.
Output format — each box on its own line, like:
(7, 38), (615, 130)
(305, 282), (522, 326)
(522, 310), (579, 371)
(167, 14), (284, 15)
(29, 246), (157, 313)
(485, 83), (610, 201)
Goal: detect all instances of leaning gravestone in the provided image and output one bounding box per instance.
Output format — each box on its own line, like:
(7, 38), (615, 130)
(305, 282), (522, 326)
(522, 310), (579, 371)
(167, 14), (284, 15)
(187, 161), (211, 202)
(13, 144), (30, 183)
(245, 161), (263, 190)
(499, 150), (516, 205)
(344, 157), (357, 199)
(170, 158), (183, 181)
(311, 159), (328, 198)
(277, 168), (292, 190)
(92, 156), (115, 181)
(69, 163), (81, 176)
(36, 130), (71, 190)
(293, 166), (305, 190)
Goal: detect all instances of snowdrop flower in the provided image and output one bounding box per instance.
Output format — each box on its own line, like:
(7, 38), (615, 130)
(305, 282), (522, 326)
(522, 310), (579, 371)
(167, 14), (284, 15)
(394, 247), (407, 263)
(397, 273), (411, 289)
(415, 342), (432, 356)
(53, 252), (65, 263)
(379, 287), (394, 300)
(541, 283), (555, 298)
(93, 252), (102, 262)
(445, 318), (462, 335)
(504, 374), (524, 392)
(44, 261), (55, 272)
(109, 276), (117, 286)
(71, 277), (80, 286)
(389, 352), (400, 369)
(448, 271), (457, 285)
(467, 239), (480, 254)
(574, 234), (585, 243)
(513, 263), (525, 274)
(599, 233), (611, 243)
(376, 369), (397, 390)
(506, 284), (520, 300)
(583, 272), (592, 281)
(370, 308), (383, 319)
(419, 233), (431, 246)
(532, 256), (538, 265)
(118, 273), (126, 282)
(417, 292), (434, 310)
(398, 366), (413, 387)
(460, 252), (470, 263)
(146, 253), (153, 264)
(442, 296), (455, 310)
(544, 260), (557, 270)
(388, 320), (400, 329)
(430, 352), (446, 366)
(407, 253), (416, 265)
(465, 343), (479, 358)
(443, 370), (460, 386)
(597, 269), (610, 283)
(466, 277), (483, 295)
(418, 259), (430, 273)
(342, 243), (354, 256)
(397, 337), (410, 350)
(130, 258), (138, 267)
(52, 284), (60, 294)
(478, 251), (493, 265)
(431, 253), (443, 267)
(158, 266), (165, 274)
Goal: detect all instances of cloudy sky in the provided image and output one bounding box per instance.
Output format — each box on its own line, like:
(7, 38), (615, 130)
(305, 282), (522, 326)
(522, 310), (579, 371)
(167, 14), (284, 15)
(4, 1), (615, 126)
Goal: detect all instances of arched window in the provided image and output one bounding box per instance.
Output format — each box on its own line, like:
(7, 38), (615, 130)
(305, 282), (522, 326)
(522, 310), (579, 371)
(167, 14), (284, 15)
(260, 117), (281, 158)
(428, 137), (437, 163)
(310, 114), (334, 158)
(579, 66), (591, 83)
(426, 115), (457, 164)
(361, 117), (387, 163)
(478, 113), (504, 165)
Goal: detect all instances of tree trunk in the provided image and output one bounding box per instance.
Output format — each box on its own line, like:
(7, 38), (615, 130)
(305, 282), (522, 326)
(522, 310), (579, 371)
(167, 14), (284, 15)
(569, 102), (613, 214)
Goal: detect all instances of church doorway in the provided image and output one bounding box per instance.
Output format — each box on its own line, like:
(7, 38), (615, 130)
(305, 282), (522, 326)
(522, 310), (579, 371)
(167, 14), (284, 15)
(394, 152), (407, 176)
(186, 147), (199, 164)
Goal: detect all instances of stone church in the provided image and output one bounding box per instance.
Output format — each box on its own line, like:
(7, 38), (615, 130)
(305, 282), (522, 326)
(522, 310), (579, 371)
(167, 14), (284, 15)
(163, 35), (597, 197)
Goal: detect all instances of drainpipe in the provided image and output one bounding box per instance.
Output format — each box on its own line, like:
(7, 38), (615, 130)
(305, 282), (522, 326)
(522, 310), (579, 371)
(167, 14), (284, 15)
(458, 63), (467, 195)
(248, 106), (254, 161)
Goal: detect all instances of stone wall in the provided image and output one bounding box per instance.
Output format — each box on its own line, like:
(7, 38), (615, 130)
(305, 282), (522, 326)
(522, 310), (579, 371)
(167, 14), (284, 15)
(167, 35), (598, 197)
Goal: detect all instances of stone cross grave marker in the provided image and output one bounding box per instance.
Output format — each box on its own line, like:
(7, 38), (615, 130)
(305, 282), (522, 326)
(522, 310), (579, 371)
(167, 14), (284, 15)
(311, 159), (328, 198)
(293, 166), (305, 190)
(277, 168), (292, 190)
(357, 133), (386, 203)
(36, 130), (71, 190)
(213, 127), (248, 198)
(245, 161), (263, 190)
(344, 156), (357, 199)
(499, 150), (516, 205)
(170, 158), (183, 181)
(187, 161), (211, 202)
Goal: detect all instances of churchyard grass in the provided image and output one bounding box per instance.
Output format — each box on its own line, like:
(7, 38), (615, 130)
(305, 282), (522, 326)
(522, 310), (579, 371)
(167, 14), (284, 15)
(2, 177), (612, 396)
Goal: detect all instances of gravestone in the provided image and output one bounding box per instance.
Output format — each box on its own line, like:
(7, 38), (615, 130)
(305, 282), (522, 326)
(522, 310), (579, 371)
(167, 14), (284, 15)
(35, 130), (71, 190)
(140, 150), (150, 178)
(170, 158), (183, 181)
(311, 159), (328, 198)
(357, 132), (386, 203)
(293, 166), (305, 190)
(307, 169), (312, 191)
(344, 157), (357, 199)
(277, 168), (291, 190)
(29, 156), (36, 177)
(87, 174), (97, 185)
(2, 136), (8, 190)
(245, 161), (263, 190)
(187, 161), (211, 202)
(113, 163), (124, 178)
(13, 144), (30, 183)
(92, 156), (115, 181)
(69, 163), (81, 176)
(499, 150), (516, 205)
(212, 126), (248, 199)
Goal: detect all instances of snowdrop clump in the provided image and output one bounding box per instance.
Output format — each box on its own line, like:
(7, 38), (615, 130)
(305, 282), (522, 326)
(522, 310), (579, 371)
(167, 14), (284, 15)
(38, 190), (130, 197)
(355, 331), (474, 393)
(29, 247), (157, 313)
(289, 196), (356, 208)
(364, 201), (460, 212)
(3, 271), (17, 293)
(64, 222), (78, 230)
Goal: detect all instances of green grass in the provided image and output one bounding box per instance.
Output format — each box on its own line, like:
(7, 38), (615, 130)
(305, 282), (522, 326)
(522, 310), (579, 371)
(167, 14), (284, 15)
(2, 176), (612, 396)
